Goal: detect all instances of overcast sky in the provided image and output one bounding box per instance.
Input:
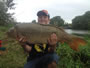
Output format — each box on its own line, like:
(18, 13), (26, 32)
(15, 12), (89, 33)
(10, 0), (90, 23)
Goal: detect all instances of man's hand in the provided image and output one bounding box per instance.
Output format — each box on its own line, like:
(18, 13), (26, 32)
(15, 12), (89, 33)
(18, 36), (27, 45)
(17, 36), (32, 53)
(48, 33), (58, 52)
(48, 33), (58, 46)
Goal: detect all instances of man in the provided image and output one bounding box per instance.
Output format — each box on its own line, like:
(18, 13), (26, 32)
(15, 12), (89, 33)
(19, 10), (59, 68)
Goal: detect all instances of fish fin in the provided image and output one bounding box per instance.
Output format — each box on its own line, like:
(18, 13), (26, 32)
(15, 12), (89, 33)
(68, 37), (87, 51)
(59, 37), (87, 51)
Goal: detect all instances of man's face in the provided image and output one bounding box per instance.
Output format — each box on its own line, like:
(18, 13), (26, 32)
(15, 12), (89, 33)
(38, 15), (50, 24)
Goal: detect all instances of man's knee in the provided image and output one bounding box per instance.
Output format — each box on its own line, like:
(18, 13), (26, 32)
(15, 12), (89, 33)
(48, 61), (57, 68)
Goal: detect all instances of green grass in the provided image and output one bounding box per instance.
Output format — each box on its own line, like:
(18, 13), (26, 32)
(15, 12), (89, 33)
(0, 26), (27, 68)
(0, 26), (90, 68)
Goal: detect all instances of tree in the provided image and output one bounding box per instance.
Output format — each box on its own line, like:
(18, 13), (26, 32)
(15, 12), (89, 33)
(72, 11), (90, 30)
(50, 16), (64, 27)
(32, 20), (37, 23)
(5, 0), (15, 9)
(83, 11), (90, 30)
(72, 16), (82, 29)
(0, 0), (15, 26)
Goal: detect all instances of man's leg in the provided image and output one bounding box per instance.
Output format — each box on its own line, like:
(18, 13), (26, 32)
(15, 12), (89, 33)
(36, 53), (59, 68)
(24, 58), (40, 68)
(48, 61), (57, 68)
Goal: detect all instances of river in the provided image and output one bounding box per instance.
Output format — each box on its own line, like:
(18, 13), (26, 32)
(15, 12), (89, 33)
(64, 29), (90, 35)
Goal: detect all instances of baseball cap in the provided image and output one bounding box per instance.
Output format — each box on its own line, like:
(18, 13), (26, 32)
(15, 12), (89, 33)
(37, 10), (50, 18)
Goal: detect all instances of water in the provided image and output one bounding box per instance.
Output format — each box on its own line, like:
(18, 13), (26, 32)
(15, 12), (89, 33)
(64, 29), (90, 35)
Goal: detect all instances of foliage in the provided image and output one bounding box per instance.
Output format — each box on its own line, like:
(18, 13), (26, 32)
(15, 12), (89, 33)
(32, 20), (37, 23)
(0, 0), (15, 26)
(5, 0), (15, 9)
(50, 16), (64, 27)
(72, 11), (90, 30)
(63, 23), (72, 29)
(56, 34), (90, 68)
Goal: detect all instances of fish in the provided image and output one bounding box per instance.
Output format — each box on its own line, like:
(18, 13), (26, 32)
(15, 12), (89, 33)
(7, 23), (86, 51)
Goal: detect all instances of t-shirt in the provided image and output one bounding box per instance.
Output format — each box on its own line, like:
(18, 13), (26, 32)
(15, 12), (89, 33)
(25, 42), (49, 61)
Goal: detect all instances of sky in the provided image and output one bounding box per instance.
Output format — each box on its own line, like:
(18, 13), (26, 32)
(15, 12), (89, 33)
(10, 0), (90, 23)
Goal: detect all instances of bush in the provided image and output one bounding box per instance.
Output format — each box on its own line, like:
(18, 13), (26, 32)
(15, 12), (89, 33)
(57, 37), (90, 68)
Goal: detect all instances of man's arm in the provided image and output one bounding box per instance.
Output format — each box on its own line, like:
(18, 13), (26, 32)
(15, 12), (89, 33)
(21, 44), (32, 53)
(18, 37), (32, 53)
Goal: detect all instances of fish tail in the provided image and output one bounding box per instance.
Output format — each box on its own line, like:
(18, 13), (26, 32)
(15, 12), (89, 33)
(68, 37), (87, 51)
(59, 37), (87, 51)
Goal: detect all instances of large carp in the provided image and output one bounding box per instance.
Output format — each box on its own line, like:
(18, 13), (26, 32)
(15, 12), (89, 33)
(7, 23), (86, 51)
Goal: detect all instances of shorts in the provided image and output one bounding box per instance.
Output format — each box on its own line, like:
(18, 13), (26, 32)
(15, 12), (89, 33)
(24, 53), (59, 68)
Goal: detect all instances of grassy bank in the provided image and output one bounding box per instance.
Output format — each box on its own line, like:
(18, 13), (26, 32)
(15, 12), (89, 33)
(0, 26), (27, 68)
(0, 26), (90, 68)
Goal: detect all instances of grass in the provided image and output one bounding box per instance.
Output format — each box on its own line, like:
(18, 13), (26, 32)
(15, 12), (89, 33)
(0, 26), (27, 68)
(0, 26), (90, 68)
